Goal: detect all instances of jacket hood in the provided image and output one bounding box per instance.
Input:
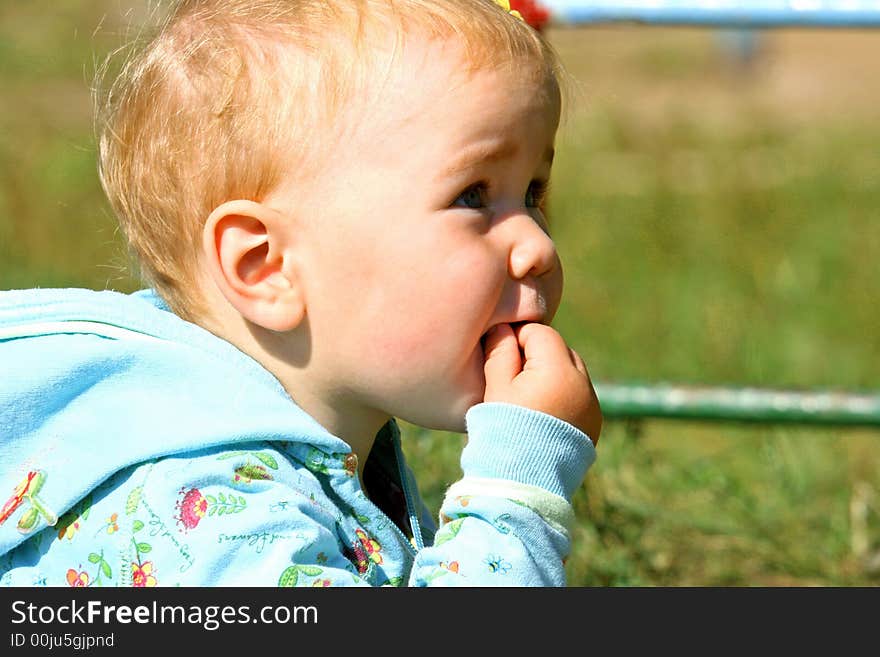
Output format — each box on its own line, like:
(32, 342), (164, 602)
(0, 287), (350, 557)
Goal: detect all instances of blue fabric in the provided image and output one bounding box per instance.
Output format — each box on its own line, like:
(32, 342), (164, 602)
(0, 288), (594, 586)
(462, 402), (596, 499)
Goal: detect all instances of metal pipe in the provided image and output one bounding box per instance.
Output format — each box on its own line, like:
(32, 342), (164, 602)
(543, 1), (880, 28)
(594, 383), (880, 427)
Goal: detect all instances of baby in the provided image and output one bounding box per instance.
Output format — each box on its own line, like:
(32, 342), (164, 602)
(0, 0), (601, 586)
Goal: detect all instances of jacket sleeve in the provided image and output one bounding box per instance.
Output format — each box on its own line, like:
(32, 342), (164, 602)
(408, 402), (596, 586)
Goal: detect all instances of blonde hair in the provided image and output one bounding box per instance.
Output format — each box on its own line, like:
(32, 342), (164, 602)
(96, 0), (564, 320)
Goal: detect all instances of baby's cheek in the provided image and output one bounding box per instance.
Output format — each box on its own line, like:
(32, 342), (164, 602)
(547, 266), (564, 318)
(370, 321), (473, 379)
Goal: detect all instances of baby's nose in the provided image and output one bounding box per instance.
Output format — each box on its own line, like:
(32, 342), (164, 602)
(507, 213), (560, 281)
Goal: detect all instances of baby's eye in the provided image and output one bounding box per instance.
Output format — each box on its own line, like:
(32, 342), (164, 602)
(525, 180), (550, 209)
(453, 183), (488, 210)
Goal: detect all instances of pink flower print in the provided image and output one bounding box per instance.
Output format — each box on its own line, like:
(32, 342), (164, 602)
(66, 569), (89, 587)
(312, 578), (332, 587)
(175, 488), (207, 530)
(131, 561), (157, 587)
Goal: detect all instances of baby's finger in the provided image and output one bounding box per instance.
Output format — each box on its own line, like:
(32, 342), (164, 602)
(569, 347), (588, 377)
(515, 322), (570, 371)
(483, 323), (522, 387)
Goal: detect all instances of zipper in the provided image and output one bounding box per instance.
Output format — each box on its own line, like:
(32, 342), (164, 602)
(391, 432), (426, 551)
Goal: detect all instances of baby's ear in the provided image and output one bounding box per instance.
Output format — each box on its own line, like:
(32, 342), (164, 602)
(202, 199), (305, 331)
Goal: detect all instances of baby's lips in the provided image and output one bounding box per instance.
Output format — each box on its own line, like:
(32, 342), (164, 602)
(482, 317), (541, 341)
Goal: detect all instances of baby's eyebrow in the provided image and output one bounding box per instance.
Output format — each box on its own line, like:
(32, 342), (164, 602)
(437, 141), (555, 182)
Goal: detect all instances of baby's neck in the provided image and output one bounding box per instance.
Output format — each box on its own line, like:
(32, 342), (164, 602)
(198, 305), (386, 478)
(277, 380), (388, 478)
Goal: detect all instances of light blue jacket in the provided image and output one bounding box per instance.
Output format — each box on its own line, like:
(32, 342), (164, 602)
(0, 288), (595, 586)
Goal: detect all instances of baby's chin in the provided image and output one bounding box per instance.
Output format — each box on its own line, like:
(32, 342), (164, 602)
(397, 384), (484, 434)
(392, 344), (487, 433)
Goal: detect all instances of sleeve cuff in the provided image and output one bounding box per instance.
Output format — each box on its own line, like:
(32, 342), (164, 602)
(461, 402), (596, 500)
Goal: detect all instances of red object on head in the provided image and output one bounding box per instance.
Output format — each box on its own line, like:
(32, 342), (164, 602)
(509, 0), (551, 32)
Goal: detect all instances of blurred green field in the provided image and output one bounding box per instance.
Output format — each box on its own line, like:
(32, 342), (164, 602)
(2, 4), (879, 585)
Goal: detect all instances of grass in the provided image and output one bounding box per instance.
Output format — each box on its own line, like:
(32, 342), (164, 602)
(2, 5), (879, 585)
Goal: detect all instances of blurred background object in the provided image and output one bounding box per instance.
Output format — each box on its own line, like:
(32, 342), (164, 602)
(1, 1), (879, 585)
(510, 0), (552, 31)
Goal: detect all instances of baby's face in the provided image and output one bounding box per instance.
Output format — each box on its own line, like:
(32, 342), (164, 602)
(278, 38), (563, 433)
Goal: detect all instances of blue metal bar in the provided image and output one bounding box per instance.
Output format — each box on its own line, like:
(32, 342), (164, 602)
(543, 0), (880, 27)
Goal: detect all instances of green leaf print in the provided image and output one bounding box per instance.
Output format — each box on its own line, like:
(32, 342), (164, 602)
(433, 518), (465, 546)
(278, 567), (299, 587)
(205, 493), (246, 517)
(125, 487), (143, 516)
(17, 507), (38, 532)
(216, 451), (247, 460)
(132, 520), (144, 533)
(137, 542), (152, 554)
(255, 453), (279, 470)
(304, 449), (330, 474)
(82, 551), (114, 586)
(278, 564), (323, 586)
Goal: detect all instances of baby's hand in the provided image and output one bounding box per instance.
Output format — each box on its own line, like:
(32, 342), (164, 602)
(482, 323), (602, 444)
